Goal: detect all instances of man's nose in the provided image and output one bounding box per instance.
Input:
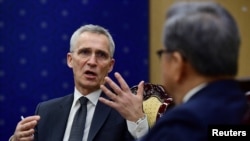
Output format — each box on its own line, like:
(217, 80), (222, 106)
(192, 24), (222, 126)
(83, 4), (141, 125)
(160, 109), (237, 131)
(87, 54), (98, 64)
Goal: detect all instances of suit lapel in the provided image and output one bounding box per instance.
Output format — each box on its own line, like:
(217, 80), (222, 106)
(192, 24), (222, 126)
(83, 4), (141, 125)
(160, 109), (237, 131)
(49, 95), (73, 141)
(87, 92), (111, 141)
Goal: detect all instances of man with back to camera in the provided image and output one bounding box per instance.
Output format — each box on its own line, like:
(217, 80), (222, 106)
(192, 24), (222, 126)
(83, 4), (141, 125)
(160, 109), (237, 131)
(99, 1), (248, 141)
(10, 24), (149, 141)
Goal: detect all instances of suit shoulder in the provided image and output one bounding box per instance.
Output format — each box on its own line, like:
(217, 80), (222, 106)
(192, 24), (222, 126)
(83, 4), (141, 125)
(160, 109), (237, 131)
(38, 94), (73, 107)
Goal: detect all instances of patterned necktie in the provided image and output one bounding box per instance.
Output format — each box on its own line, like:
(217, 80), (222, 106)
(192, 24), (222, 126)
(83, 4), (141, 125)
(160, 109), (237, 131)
(69, 97), (88, 141)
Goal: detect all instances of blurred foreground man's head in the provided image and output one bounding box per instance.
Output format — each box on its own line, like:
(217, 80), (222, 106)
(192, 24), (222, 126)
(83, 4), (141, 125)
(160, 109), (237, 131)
(159, 1), (241, 104)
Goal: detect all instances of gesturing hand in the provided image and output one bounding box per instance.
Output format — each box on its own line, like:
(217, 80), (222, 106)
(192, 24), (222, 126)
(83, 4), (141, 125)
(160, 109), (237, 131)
(12, 115), (40, 141)
(99, 72), (145, 122)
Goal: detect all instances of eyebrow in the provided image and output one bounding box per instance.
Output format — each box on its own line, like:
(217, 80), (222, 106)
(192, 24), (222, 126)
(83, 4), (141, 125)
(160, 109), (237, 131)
(77, 47), (110, 54)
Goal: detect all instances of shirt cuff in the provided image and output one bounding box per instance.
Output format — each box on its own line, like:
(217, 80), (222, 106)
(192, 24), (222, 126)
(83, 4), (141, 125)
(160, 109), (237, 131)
(126, 115), (149, 139)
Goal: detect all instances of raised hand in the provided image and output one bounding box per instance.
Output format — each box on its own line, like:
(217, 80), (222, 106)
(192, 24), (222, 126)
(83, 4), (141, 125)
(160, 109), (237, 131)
(99, 72), (145, 122)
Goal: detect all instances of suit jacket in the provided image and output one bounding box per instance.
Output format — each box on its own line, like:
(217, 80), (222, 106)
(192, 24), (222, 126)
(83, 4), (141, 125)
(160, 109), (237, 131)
(33, 92), (134, 141)
(140, 79), (248, 141)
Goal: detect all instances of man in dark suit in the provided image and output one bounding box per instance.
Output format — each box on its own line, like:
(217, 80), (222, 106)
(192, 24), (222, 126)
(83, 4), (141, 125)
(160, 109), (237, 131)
(10, 24), (148, 141)
(100, 1), (248, 141)
(139, 1), (248, 141)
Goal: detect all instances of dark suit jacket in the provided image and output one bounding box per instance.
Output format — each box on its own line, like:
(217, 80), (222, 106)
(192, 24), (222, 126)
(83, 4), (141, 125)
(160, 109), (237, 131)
(140, 80), (248, 141)
(33, 92), (134, 141)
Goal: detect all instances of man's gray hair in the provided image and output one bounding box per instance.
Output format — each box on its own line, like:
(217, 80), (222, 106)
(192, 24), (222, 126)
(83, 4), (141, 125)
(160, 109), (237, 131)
(70, 24), (115, 57)
(163, 1), (241, 76)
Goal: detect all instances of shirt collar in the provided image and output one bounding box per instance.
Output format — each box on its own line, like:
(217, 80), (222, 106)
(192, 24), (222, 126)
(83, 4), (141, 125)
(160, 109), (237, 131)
(182, 83), (207, 103)
(73, 87), (102, 106)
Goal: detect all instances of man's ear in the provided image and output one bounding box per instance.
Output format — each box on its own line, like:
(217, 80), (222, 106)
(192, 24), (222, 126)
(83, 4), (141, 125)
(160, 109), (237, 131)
(67, 53), (73, 68)
(108, 59), (115, 73)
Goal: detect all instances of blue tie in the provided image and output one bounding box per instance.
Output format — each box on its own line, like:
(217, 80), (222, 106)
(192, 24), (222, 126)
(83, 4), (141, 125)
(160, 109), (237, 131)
(69, 97), (88, 141)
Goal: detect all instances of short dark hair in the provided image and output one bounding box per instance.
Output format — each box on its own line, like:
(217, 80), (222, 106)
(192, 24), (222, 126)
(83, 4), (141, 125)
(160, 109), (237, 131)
(163, 1), (241, 76)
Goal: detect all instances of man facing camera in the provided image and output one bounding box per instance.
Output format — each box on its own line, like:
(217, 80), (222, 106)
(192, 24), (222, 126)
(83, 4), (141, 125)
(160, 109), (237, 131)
(10, 24), (148, 141)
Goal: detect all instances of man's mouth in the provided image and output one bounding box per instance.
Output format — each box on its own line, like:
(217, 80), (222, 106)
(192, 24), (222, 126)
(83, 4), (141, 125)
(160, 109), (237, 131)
(84, 70), (97, 78)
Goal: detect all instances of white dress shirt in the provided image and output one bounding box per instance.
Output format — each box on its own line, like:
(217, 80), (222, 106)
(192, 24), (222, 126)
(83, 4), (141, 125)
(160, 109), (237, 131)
(63, 87), (149, 141)
(182, 83), (207, 103)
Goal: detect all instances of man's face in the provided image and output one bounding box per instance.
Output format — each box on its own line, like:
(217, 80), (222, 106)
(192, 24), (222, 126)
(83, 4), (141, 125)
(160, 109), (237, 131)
(160, 48), (185, 100)
(160, 51), (173, 92)
(158, 49), (179, 97)
(67, 32), (115, 94)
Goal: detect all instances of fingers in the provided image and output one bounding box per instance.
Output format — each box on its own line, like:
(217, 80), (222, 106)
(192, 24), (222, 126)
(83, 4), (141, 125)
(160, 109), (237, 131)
(99, 72), (145, 121)
(19, 120), (38, 131)
(20, 115), (40, 123)
(137, 81), (145, 98)
(14, 115), (40, 141)
(99, 96), (116, 109)
(102, 73), (123, 95)
(19, 116), (40, 130)
(99, 84), (120, 110)
(100, 85), (117, 101)
(14, 135), (34, 141)
(102, 72), (132, 96)
(114, 72), (130, 92)
(19, 136), (34, 141)
(101, 72), (144, 100)
(15, 129), (35, 139)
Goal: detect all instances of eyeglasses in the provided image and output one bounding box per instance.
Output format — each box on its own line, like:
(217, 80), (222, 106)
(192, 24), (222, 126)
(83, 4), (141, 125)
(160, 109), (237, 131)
(157, 48), (187, 61)
(156, 49), (171, 58)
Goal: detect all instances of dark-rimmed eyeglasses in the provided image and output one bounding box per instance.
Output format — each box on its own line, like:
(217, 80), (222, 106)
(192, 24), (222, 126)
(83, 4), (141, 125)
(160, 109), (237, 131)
(156, 49), (171, 58)
(157, 48), (187, 60)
